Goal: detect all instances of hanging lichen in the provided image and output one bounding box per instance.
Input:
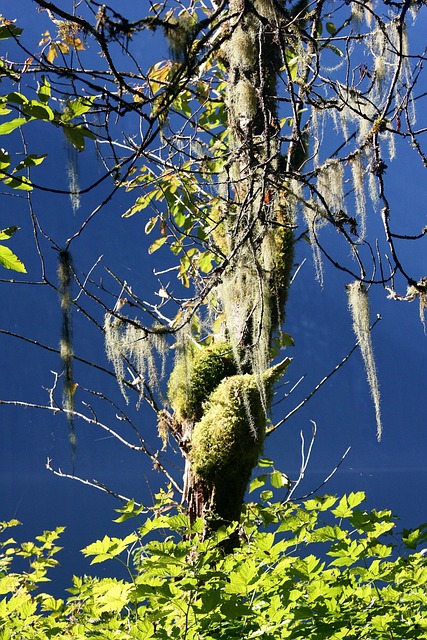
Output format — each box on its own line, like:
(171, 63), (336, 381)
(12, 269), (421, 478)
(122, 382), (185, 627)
(317, 159), (345, 216)
(163, 11), (198, 62)
(350, 152), (367, 240)
(367, 20), (412, 110)
(347, 281), (382, 441)
(104, 313), (168, 403)
(104, 314), (128, 400)
(58, 249), (77, 459)
(338, 85), (377, 143)
(66, 142), (80, 214)
(302, 199), (326, 285)
(215, 0), (296, 384)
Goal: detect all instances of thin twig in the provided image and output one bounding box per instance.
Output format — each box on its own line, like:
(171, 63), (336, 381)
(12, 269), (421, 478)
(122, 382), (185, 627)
(284, 420), (317, 503)
(293, 446), (352, 501)
(46, 458), (143, 505)
(1, 398), (182, 493)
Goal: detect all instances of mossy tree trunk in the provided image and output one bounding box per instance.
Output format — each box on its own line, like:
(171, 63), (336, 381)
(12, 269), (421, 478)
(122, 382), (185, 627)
(175, 0), (298, 532)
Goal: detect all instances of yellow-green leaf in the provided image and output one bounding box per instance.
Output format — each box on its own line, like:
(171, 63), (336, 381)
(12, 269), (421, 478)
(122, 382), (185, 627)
(0, 118), (28, 135)
(3, 175), (33, 191)
(270, 470), (290, 489)
(37, 76), (51, 104)
(148, 236), (167, 254)
(0, 226), (19, 240)
(0, 244), (26, 272)
(0, 149), (11, 170)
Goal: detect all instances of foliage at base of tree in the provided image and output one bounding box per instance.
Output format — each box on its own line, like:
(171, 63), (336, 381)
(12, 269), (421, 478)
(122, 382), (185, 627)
(1, 487), (426, 639)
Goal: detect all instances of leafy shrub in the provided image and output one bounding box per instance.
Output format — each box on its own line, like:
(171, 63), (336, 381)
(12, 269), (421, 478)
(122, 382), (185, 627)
(1, 488), (426, 639)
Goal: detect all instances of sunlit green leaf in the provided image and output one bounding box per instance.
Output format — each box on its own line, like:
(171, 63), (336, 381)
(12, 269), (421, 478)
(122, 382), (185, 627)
(258, 458), (274, 468)
(62, 96), (96, 121)
(270, 470), (290, 489)
(82, 533), (138, 564)
(148, 236), (167, 254)
(37, 76), (51, 104)
(402, 524), (427, 549)
(260, 490), (274, 502)
(249, 475), (268, 493)
(113, 499), (144, 523)
(3, 175), (32, 190)
(14, 154), (47, 171)
(0, 226), (19, 240)
(0, 118), (28, 135)
(23, 100), (55, 121)
(0, 244), (26, 272)
(198, 251), (214, 273)
(144, 216), (158, 234)
(0, 148), (11, 170)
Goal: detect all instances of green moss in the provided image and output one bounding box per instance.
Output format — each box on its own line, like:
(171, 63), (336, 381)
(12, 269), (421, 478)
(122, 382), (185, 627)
(209, 198), (234, 256)
(270, 222), (295, 327)
(168, 341), (238, 422)
(190, 374), (266, 483)
(190, 358), (290, 522)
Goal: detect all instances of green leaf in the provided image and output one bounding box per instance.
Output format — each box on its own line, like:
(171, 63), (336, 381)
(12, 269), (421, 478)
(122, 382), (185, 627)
(347, 491), (366, 508)
(62, 96), (96, 121)
(23, 101), (55, 121)
(326, 21), (337, 35)
(304, 495), (338, 511)
(284, 49), (299, 81)
(402, 523), (427, 549)
(125, 191), (159, 218)
(0, 226), (19, 240)
(270, 470), (290, 489)
(144, 216), (158, 234)
(14, 154), (47, 173)
(37, 77), (51, 104)
(0, 24), (22, 40)
(0, 118), (28, 135)
(332, 492), (365, 518)
(82, 533), (138, 564)
(271, 332), (295, 357)
(92, 579), (135, 613)
(260, 490), (274, 502)
(113, 499), (144, 523)
(198, 251), (214, 274)
(6, 92), (28, 105)
(63, 124), (95, 151)
(148, 236), (167, 254)
(279, 332), (294, 347)
(3, 175), (33, 191)
(0, 149), (11, 171)
(0, 244), (26, 272)
(258, 458), (274, 468)
(249, 475), (268, 493)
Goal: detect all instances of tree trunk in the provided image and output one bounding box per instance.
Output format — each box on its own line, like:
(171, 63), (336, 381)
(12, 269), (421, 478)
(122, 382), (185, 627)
(176, 0), (296, 532)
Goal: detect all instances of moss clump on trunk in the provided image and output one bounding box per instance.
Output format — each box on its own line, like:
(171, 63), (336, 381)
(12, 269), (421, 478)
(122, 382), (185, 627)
(168, 341), (238, 422)
(190, 358), (291, 524)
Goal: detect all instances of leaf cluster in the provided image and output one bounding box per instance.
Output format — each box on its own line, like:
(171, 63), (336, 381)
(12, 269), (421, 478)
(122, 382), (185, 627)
(1, 490), (427, 639)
